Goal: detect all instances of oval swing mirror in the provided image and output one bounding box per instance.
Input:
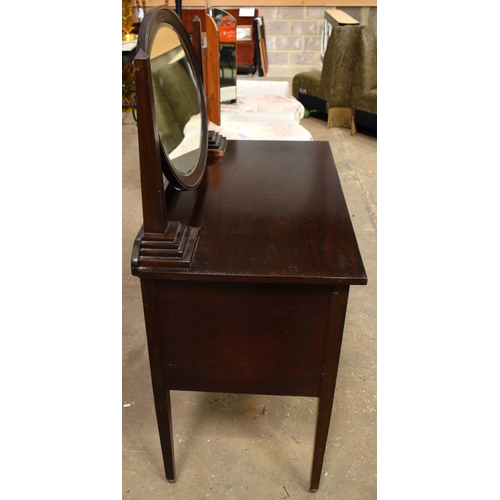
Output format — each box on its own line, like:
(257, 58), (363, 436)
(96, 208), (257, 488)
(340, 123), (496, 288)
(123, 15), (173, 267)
(137, 7), (208, 190)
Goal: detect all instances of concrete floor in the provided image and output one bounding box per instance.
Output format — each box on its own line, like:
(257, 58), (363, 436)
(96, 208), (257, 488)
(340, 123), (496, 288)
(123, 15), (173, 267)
(122, 110), (377, 499)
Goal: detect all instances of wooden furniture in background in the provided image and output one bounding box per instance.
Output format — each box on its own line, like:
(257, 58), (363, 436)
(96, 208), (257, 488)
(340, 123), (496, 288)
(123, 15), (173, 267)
(254, 16), (268, 76)
(190, 15), (204, 83)
(205, 14), (220, 125)
(182, 8), (260, 75)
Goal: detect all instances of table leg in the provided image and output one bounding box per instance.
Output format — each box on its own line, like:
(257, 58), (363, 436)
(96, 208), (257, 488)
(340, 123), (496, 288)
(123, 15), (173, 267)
(140, 279), (176, 482)
(153, 390), (176, 482)
(310, 286), (350, 492)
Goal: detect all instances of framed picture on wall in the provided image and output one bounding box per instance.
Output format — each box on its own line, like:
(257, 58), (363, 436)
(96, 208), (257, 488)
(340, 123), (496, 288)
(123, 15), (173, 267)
(236, 26), (253, 41)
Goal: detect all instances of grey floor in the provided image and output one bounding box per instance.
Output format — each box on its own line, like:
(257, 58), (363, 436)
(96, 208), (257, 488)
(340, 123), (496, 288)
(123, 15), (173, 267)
(122, 110), (377, 499)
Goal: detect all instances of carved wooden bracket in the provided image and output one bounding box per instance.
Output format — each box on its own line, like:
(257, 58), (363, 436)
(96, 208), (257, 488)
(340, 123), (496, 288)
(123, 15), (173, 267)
(208, 130), (227, 156)
(131, 222), (200, 275)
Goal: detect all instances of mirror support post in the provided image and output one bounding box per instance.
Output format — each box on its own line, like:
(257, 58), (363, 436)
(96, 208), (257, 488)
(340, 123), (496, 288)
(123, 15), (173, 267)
(133, 49), (169, 235)
(132, 47), (201, 274)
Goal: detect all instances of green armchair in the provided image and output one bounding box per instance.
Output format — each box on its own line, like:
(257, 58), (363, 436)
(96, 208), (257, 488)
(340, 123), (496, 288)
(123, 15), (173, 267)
(351, 25), (377, 134)
(292, 25), (361, 129)
(292, 24), (377, 133)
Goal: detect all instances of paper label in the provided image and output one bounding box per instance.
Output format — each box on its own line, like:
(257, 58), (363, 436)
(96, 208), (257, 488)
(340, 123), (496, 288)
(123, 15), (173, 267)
(239, 8), (255, 17)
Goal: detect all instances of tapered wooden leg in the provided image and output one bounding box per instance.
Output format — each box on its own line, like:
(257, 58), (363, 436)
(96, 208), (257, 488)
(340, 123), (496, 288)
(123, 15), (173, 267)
(310, 286), (350, 492)
(140, 279), (176, 482)
(153, 390), (176, 482)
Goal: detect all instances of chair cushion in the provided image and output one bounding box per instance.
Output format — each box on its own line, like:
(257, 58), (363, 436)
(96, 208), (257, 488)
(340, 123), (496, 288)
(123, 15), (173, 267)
(362, 88), (377, 103)
(355, 88), (377, 114)
(292, 71), (322, 101)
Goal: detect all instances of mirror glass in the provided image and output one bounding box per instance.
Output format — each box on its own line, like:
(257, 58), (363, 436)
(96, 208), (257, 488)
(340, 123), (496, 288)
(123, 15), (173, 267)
(150, 24), (202, 176)
(210, 8), (237, 104)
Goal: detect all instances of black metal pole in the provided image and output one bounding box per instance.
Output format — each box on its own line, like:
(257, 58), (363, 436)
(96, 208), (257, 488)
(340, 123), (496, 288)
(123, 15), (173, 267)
(175, 0), (182, 19)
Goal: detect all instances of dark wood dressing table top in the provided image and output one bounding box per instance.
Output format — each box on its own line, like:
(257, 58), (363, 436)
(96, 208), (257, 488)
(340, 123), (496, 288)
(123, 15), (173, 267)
(136, 140), (366, 285)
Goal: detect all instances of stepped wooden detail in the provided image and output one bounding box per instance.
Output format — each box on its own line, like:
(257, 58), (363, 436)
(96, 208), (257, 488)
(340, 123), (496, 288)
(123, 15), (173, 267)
(131, 221), (200, 273)
(208, 130), (227, 156)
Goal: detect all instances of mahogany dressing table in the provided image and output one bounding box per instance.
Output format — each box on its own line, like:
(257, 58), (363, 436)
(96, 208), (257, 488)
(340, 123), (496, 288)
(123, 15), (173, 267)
(131, 7), (367, 492)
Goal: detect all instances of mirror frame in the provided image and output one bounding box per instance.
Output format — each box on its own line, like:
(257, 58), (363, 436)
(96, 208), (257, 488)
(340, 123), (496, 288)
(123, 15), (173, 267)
(137, 7), (208, 191)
